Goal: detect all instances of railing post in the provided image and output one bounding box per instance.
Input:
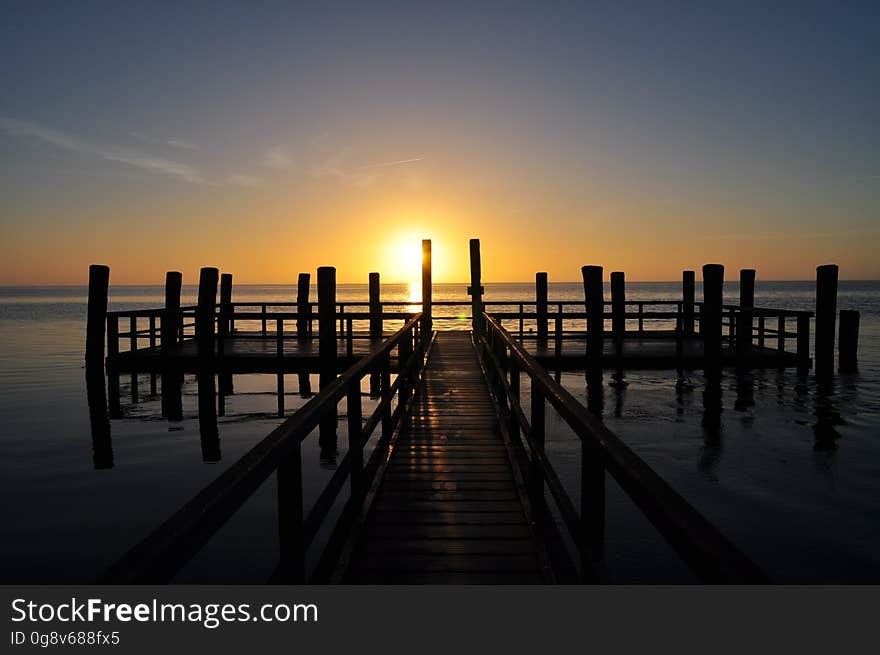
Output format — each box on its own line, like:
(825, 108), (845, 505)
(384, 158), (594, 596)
(261, 304), (267, 336)
(581, 440), (605, 579)
(610, 271), (625, 358)
(638, 302), (644, 333)
(839, 310), (859, 373)
(399, 329), (413, 404)
(277, 442), (304, 582)
(381, 356), (392, 441)
(581, 265), (604, 367)
(106, 315), (121, 419)
(277, 318), (285, 417)
(129, 315), (138, 403)
(536, 271), (548, 343)
(318, 266), (337, 454)
(296, 273), (310, 341)
(469, 238), (483, 331)
(148, 315), (157, 396)
(508, 357), (520, 438)
(422, 239), (432, 334)
(529, 384), (545, 507)
(777, 315), (785, 358)
(347, 382), (364, 497)
(815, 264), (838, 378)
(219, 272), (233, 395)
(682, 270), (695, 336)
(702, 264), (724, 370)
(369, 272), (382, 342)
(85, 264), (110, 367)
(737, 268), (755, 353)
(758, 315), (766, 351)
(346, 318), (354, 358)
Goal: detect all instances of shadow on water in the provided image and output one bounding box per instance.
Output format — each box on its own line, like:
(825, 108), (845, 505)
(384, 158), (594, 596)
(699, 371), (723, 477)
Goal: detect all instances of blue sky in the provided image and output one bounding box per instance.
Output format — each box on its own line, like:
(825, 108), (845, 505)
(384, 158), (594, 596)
(1, 2), (878, 282)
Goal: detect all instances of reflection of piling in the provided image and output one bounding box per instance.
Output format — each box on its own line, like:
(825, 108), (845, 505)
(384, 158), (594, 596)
(536, 272), (548, 343)
(86, 365), (113, 469)
(197, 371), (220, 462)
(581, 265), (604, 367)
(610, 271), (625, 358)
(702, 264), (724, 370)
(682, 270), (695, 336)
(839, 310), (860, 373)
(469, 239), (483, 331)
(218, 273), (233, 395)
(737, 269), (755, 353)
(318, 266), (337, 455)
(815, 264), (838, 378)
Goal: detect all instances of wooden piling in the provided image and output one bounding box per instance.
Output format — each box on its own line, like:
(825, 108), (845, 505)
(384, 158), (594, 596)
(682, 271), (695, 336)
(737, 269), (755, 353)
(581, 265), (604, 365)
(163, 272), (182, 346)
(296, 273), (310, 341)
(839, 310), (859, 373)
(610, 272), (625, 355)
(422, 239), (432, 334)
(702, 264), (724, 368)
(369, 272), (381, 341)
(86, 264), (110, 366)
(797, 313), (811, 372)
(536, 272), (548, 341)
(815, 264), (838, 377)
(469, 239), (483, 331)
(195, 267), (219, 361)
(219, 273), (233, 394)
(318, 266), (337, 453)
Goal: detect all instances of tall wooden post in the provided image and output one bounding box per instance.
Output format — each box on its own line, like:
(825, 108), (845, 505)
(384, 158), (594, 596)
(682, 270), (695, 336)
(702, 264), (724, 369)
(610, 271), (625, 354)
(839, 310), (859, 373)
(86, 265), (110, 367)
(369, 272), (381, 341)
(161, 271), (183, 420)
(469, 239), (483, 332)
(581, 265), (604, 365)
(195, 267), (219, 359)
(737, 268), (755, 353)
(318, 266), (337, 453)
(422, 239), (432, 334)
(815, 264), (838, 378)
(296, 273), (310, 341)
(218, 273), (233, 395)
(536, 272), (548, 342)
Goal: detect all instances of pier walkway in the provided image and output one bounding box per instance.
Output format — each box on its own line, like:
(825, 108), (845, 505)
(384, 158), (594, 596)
(342, 332), (547, 583)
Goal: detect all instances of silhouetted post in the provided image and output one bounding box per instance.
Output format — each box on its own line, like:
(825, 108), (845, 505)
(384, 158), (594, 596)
(369, 272), (381, 340)
(422, 239), (432, 334)
(218, 273), (233, 395)
(469, 239), (484, 332)
(106, 314), (121, 418)
(815, 264), (838, 377)
(86, 264), (110, 367)
(86, 365), (113, 469)
(797, 313), (811, 373)
(195, 267), (219, 361)
(839, 310), (859, 373)
(702, 264), (724, 369)
(737, 269), (755, 353)
(296, 273), (310, 341)
(610, 271), (625, 357)
(581, 266), (604, 366)
(682, 270), (695, 335)
(318, 266), (337, 453)
(160, 271), (182, 420)
(277, 441), (304, 582)
(536, 272), (548, 342)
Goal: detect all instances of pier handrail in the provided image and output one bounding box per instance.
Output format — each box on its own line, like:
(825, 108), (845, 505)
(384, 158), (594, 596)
(476, 312), (768, 583)
(100, 313), (429, 584)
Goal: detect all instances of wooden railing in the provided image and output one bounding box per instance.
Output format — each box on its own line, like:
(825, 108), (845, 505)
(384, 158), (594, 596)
(100, 314), (431, 583)
(475, 312), (768, 583)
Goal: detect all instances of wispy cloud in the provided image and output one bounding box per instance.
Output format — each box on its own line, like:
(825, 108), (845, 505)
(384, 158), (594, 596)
(226, 173), (264, 188)
(311, 149), (424, 188)
(262, 146), (292, 169)
(3, 118), (208, 184)
(362, 157), (424, 169)
(130, 131), (201, 151)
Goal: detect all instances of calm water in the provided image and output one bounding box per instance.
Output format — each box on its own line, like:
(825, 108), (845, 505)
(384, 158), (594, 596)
(1, 282), (878, 583)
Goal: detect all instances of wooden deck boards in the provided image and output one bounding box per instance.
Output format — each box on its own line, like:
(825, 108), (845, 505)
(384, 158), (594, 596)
(343, 332), (547, 584)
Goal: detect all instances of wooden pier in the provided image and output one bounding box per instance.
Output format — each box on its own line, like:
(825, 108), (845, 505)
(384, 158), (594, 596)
(88, 239), (860, 584)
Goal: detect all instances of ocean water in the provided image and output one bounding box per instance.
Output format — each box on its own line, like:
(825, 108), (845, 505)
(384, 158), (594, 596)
(0, 281), (878, 583)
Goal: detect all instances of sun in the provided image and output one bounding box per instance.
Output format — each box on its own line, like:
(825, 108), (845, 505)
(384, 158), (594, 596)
(383, 236), (425, 285)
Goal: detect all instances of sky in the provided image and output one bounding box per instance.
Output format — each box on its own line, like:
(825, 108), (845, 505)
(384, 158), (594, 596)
(1, 1), (878, 284)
